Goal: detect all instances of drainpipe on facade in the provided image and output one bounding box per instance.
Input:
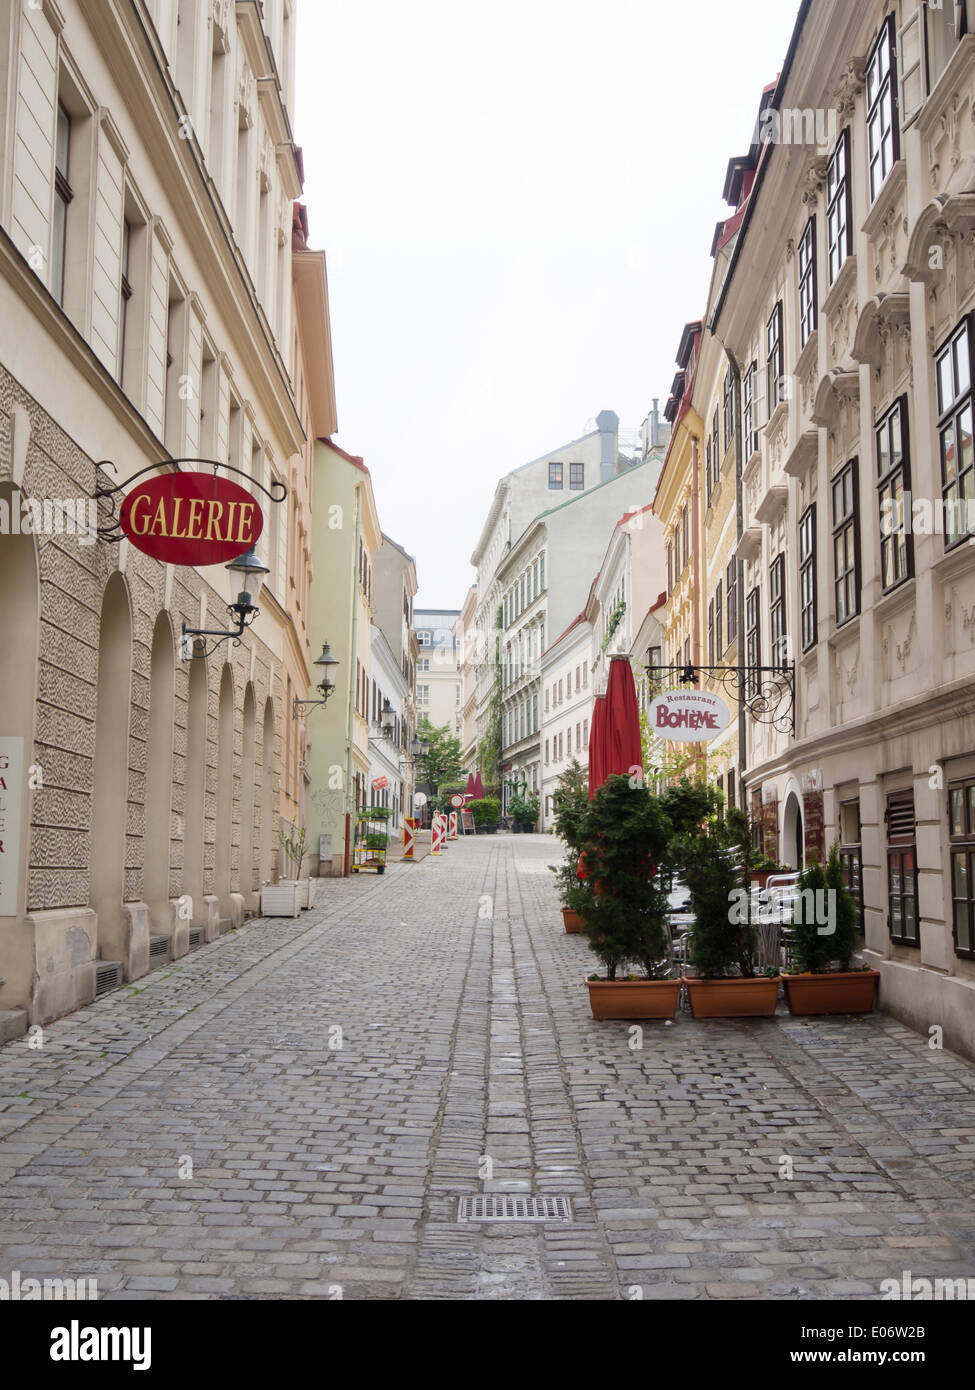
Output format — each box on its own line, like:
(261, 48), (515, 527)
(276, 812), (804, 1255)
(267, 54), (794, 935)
(725, 347), (748, 791)
(344, 483), (363, 876)
(690, 432), (704, 778)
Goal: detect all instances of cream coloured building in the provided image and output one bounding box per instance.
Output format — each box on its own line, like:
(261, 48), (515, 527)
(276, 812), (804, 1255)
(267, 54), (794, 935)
(708, 0), (975, 1057)
(0, 0), (326, 1033)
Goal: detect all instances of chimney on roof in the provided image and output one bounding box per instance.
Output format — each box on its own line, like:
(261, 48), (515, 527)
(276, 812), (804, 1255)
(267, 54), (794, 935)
(597, 409), (619, 482)
(651, 399), (661, 448)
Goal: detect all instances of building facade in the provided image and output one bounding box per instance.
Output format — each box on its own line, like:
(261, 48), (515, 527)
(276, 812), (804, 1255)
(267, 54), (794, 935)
(307, 440), (381, 876)
(0, 0), (319, 1028)
(455, 585), (478, 772)
(414, 608), (461, 737)
(540, 613), (591, 828)
(709, 0), (975, 1057)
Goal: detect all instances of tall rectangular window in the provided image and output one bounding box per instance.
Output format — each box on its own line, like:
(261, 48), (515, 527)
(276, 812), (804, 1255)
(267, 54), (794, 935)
(827, 128), (853, 285)
(681, 505), (688, 568)
(743, 361), (757, 458)
(770, 554), (787, 666)
(936, 316), (974, 549)
(723, 366), (734, 456)
(705, 437), (713, 506)
(549, 462), (563, 489)
(708, 598), (715, 666)
(832, 459), (859, 625)
(745, 586), (761, 696)
(667, 540), (673, 593)
(949, 778), (975, 958)
(712, 406), (720, 476)
(866, 18), (900, 203)
(798, 216), (817, 348)
(767, 302), (784, 416)
(887, 790), (918, 946)
(117, 219), (133, 380)
(569, 462), (584, 489)
(52, 103), (73, 306)
(877, 396), (913, 590)
(715, 578), (723, 658)
(799, 503), (817, 652)
(726, 558), (738, 646)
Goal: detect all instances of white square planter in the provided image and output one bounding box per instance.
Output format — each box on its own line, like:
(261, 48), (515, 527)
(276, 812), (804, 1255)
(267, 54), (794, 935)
(303, 878), (317, 910)
(260, 882), (302, 918)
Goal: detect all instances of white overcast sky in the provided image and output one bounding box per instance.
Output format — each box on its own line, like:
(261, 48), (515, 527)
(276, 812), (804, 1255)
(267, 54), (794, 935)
(295, 0), (800, 609)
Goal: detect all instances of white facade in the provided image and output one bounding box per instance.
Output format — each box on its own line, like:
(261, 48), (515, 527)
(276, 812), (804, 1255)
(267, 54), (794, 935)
(414, 608), (461, 737)
(540, 616), (592, 828)
(367, 624), (408, 830)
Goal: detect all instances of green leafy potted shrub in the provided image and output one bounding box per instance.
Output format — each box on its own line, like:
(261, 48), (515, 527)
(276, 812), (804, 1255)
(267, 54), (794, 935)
(551, 761), (589, 931)
(508, 792), (540, 834)
(783, 842), (878, 1015)
(470, 797), (500, 834)
(579, 775), (679, 1019)
(673, 810), (781, 1017)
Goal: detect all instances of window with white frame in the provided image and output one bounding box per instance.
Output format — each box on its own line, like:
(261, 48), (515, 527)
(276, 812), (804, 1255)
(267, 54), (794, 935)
(866, 17), (900, 203)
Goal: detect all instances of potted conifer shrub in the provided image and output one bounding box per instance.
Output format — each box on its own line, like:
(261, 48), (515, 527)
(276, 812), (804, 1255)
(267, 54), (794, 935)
(470, 797), (500, 834)
(579, 775), (679, 1019)
(674, 810), (781, 1017)
(783, 841), (879, 1015)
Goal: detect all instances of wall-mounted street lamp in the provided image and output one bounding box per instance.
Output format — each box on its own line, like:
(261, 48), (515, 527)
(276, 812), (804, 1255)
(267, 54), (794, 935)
(181, 549), (269, 660)
(368, 697), (397, 746)
(292, 643), (340, 719)
(399, 731), (430, 769)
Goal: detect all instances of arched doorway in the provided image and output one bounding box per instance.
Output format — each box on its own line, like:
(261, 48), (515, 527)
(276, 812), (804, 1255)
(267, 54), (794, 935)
(90, 573), (133, 962)
(144, 613), (175, 936)
(0, 486), (39, 1012)
(260, 698), (275, 887)
(239, 683), (257, 909)
(783, 791), (804, 871)
(214, 663), (235, 921)
(183, 656), (208, 920)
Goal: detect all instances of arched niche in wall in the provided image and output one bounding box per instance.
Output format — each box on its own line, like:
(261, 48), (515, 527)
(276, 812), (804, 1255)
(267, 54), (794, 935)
(183, 655), (208, 921)
(214, 662), (235, 916)
(260, 697), (275, 887)
(90, 572), (133, 959)
(239, 682), (257, 907)
(144, 612), (175, 935)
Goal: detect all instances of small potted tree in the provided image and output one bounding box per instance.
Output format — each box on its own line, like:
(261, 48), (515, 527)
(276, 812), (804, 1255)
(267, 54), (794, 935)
(674, 809), (781, 1017)
(261, 824), (304, 917)
(508, 792), (540, 833)
(783, 841), (879, 1014)
(579, 775), (679, 1019)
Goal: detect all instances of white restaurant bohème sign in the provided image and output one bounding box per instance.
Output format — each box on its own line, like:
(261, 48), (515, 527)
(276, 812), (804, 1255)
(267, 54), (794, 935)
(649, 689), (731, 743)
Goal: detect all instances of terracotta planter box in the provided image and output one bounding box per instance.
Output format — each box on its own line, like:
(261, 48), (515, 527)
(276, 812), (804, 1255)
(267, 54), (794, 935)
(686, 975), (781, 1018)
(562, 908), (583, 933)
(783, 969), (879, 1016)
(585, 978), (681, 1020)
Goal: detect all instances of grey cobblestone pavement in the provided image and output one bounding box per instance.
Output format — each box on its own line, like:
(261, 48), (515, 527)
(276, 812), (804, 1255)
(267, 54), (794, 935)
(2, 833), (975, 1300)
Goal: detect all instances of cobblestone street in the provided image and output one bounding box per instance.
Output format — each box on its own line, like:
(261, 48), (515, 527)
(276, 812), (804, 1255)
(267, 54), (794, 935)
(2, 834), (975, 1302)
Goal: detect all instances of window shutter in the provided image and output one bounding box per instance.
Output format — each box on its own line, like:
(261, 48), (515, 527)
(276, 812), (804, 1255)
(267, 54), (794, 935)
(897, 9), (926, 128)
(886, 790), (916, 843)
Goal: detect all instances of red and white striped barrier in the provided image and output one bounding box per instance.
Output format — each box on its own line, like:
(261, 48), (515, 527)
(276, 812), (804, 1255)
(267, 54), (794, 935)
(431, 815), (444, 856)
(402, 818), (416, 860)
(448, 811), (458, 840)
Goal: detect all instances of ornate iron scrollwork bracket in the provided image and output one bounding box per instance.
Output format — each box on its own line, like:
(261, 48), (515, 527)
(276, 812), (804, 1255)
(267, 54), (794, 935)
(644, 661), (796, 736)
(93, 456), (288, 543)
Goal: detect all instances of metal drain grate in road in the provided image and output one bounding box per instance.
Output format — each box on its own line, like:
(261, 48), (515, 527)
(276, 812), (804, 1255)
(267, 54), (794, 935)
(458, 1195), (572, 1223)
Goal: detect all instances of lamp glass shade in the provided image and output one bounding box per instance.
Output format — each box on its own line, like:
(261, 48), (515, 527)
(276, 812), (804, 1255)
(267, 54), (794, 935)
(226, 548), (270, 605)
(380, 699), (395, 734)
(314, 642), (339, 693)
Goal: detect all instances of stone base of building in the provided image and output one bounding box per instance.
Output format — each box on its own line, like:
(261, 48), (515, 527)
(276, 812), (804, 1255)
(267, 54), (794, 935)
(0, 1009), (29, 1043)
(872, 953), (975, 1065)
(166, 899), (191, 959)
(201, 895), (221, 942)
(24, 908), (98, 1025)
(119, 902), (151, 983)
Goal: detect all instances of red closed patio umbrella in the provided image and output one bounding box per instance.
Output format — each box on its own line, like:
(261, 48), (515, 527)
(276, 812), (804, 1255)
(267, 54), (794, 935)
(472, 769), (485, 800)
(588, 695), (608, 801)
(464, 772), (475, 797)
(603, 655), (643, 784)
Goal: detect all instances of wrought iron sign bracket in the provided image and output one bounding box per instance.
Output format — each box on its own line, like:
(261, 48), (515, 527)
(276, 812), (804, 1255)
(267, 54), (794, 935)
(645, 660), (796, 735)
(94, 457), (287, 542)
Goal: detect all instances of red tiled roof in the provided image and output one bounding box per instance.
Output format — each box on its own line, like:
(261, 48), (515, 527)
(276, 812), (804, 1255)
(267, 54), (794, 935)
(318, 438), (371, 474)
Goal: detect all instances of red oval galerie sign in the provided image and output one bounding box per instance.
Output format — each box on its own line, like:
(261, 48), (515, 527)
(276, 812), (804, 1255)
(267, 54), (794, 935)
(119, 472), (263, 566)
(649, 689), (731, 743)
